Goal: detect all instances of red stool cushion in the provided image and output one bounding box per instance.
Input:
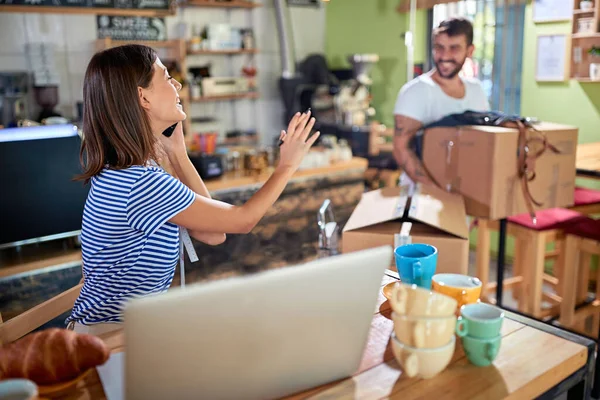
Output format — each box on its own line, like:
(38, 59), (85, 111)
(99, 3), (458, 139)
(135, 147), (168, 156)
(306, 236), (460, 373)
(563, 217), (600, 242)
(574, 186), (600, 206)
(508, 208), (586, 231)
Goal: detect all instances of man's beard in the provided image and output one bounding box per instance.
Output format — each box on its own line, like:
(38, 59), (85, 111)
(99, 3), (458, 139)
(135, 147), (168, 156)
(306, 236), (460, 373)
(434, 58), (466, 79)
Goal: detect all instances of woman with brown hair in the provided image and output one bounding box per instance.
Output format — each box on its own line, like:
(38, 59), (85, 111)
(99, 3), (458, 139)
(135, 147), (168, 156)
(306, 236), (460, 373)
(66, 44), (319, 334)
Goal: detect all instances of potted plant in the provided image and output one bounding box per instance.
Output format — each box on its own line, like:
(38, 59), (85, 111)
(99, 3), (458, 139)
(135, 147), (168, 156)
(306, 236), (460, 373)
(589, 46), (600, 81)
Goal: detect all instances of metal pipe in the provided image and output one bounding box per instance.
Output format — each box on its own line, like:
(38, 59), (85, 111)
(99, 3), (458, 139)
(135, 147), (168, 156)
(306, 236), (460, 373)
(273, 0), (296, 78)
(405, 0), (417, 82)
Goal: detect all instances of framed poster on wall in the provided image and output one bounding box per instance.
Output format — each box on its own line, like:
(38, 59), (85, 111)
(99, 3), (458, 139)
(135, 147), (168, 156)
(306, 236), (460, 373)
(535, 34), (570, 82)
(533, 0), (574, 23)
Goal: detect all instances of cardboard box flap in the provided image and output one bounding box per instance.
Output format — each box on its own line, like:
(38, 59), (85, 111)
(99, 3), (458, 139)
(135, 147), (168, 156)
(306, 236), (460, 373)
(343, 186), (410, 232)
(343, 184), (468, 240)
(408, 184), (469, 239)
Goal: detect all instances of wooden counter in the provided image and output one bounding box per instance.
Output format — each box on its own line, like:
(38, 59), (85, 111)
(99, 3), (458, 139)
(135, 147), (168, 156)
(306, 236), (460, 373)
(180, 156), (368, 283)
(0, 158), (369, 322)
(204, 157), (368, 192)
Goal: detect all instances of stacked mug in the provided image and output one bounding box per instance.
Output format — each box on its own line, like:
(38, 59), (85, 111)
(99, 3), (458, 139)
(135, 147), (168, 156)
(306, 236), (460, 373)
(431, 273), (483, 314)
(455, 303), (505, 366)
(389, 281), (458, 379)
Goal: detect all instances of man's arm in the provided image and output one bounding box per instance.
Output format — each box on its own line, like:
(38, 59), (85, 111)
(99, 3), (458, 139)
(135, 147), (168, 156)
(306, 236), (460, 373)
(392, 114), (434, 185)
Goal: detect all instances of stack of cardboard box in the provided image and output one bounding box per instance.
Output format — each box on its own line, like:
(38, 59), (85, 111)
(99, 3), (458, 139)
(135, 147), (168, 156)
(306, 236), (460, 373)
(342, 122), (578, 275)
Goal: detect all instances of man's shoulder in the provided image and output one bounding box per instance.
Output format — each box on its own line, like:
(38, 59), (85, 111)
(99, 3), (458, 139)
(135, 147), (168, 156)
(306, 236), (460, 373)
(462, 76), (485, 89)
(399, 74), (435, 95)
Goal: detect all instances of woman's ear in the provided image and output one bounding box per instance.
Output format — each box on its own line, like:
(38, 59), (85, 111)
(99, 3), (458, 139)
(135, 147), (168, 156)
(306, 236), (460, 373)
(138, 86), (151, 111)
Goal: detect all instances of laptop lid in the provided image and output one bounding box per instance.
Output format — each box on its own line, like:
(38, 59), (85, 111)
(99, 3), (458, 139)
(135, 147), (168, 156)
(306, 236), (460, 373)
(124, 246), (393, 400)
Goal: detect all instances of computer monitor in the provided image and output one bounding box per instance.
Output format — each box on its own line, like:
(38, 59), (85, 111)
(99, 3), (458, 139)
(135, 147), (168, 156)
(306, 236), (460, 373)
(0, 124), (89, 249)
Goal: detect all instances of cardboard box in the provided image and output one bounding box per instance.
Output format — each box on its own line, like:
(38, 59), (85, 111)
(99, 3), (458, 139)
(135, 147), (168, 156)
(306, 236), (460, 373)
(422, 122), (578, 220)
(342, 184), (469, 275)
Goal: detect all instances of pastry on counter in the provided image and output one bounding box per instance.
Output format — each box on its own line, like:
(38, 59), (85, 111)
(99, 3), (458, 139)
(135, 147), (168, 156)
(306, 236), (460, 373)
(0, 328), (110, 386)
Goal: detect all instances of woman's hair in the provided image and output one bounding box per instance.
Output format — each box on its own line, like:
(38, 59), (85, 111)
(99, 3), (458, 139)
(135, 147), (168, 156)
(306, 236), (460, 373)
(77, 44), (158, 182)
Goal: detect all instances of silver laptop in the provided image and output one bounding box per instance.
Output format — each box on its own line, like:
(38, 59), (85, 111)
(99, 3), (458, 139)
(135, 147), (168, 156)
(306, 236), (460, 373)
(124, 246), (393, 400)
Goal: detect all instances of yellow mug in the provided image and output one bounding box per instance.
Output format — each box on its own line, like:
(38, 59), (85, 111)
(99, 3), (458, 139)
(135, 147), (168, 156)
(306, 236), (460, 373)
(432, 273), (482, 311)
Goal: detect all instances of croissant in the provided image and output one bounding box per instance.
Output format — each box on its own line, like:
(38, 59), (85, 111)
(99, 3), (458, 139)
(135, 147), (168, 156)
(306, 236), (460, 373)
(0, 328), (110, 385)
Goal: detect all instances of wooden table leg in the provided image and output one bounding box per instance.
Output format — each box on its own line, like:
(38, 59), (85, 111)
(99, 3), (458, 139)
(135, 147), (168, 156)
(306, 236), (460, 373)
(476, 218), (491, 301)
(513, 237), (522, 302)
(559, 235), (581, 328)
(528, 232), (548, 318)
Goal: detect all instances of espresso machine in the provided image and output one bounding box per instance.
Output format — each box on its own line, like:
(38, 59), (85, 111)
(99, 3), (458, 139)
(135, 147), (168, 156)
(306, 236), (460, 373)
(333, 54), (379, 127)
(0, 72), (31, 128)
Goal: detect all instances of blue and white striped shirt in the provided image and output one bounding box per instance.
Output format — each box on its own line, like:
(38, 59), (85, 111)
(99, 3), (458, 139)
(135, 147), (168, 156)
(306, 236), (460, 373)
(67, 165), (195, 325)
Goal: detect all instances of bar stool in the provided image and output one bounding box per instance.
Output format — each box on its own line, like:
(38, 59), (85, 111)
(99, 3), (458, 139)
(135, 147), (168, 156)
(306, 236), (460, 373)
(502, 209), (588, 318)
(570, 186), (600, 215)
(476, 186), (600, 312)
(558, 217), (600, 337)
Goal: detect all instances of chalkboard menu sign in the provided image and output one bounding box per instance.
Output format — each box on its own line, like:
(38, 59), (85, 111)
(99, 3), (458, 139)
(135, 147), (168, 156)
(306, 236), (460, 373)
(97, 16), (167, 41)
(0, 0), (170, 11)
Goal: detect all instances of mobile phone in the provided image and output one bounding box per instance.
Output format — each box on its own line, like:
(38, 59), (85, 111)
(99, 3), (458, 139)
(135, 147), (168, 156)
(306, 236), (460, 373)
(162, 123), (178, 137)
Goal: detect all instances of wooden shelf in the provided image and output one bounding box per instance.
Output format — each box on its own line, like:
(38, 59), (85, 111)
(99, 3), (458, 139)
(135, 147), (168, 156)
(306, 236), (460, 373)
(187, 49), (258, 55)
(573, 33), (600, 39)
(0, 5), (174, 16)
(570, 2), (600, 81)
(191, 92), (259, 102)
(574, 9), (595, 14)
(183, 0), (260, 8)
(100, 39), (182, 48)
(221, 135), (258, 145)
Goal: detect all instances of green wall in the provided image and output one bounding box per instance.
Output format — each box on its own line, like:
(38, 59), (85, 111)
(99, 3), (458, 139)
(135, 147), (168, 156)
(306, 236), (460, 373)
(324, 0), (428, 127)
(521, 4), (600, 147)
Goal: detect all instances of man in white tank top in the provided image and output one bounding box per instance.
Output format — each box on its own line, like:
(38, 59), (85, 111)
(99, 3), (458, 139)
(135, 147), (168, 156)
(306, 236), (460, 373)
(392, 17), (490, 186)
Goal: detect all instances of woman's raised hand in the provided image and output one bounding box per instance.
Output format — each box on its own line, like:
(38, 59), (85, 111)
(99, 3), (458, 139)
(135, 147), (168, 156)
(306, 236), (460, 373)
(277, 110), (320, 172)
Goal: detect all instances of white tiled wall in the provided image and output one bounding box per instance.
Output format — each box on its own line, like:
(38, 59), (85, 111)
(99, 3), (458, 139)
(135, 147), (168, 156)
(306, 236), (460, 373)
(0, 2), (325, 144)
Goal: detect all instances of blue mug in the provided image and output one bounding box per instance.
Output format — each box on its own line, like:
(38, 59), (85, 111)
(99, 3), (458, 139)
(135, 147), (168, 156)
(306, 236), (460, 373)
(394, 243), (438, 289)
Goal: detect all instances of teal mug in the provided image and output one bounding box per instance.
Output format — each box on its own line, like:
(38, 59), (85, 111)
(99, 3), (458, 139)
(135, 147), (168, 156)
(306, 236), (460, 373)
(461, 335), (502, 367)
(394, 243), (438, 289)
(455, 302), (504, 339)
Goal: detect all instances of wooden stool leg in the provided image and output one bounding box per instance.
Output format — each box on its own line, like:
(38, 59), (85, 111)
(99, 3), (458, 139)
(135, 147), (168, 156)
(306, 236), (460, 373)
(591, 314), (599, 339)
(593, 260), (600, 337)
(476, 219), (491, 300)
(529, 232), (548, 318)
(559, 235), (581, 328)
(578, 253), (592, 304)
(512, 237), (523, 302)
(555, 238), (565, 298)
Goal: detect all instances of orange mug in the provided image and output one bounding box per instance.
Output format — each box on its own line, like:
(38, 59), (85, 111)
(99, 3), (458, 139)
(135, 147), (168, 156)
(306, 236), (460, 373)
(431, 273), (482, 311)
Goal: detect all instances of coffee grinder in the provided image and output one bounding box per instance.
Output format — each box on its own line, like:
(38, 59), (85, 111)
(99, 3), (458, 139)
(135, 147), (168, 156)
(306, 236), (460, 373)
(34, 85), (61, 122)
